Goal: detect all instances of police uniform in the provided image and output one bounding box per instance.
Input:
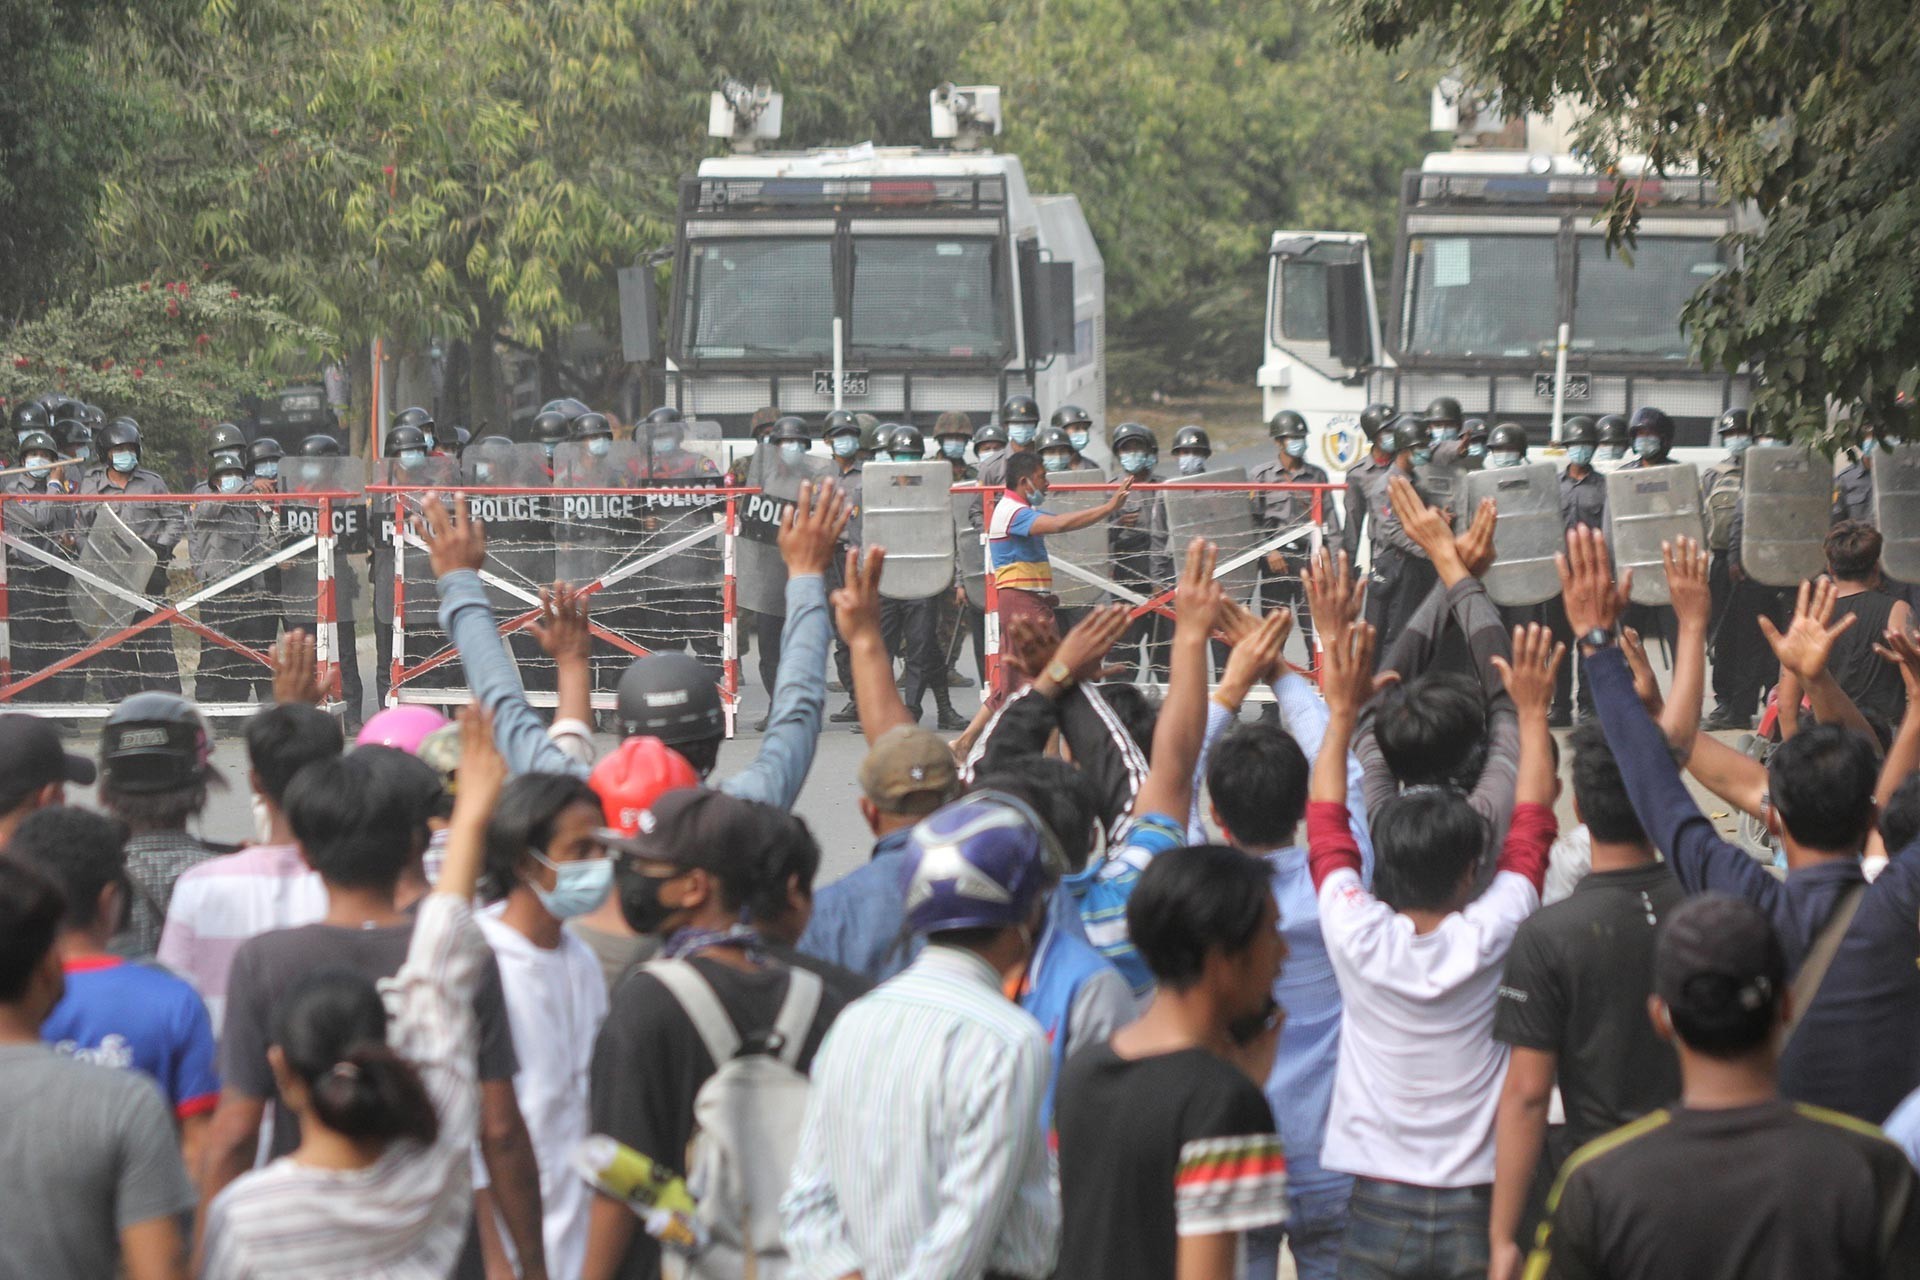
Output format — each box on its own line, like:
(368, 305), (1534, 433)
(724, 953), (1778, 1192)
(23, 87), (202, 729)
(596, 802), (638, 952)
(188, 480), (275, 704)
(1, 467), (80, 700)
(1701, 453), (1770, 726)
(1351, 459), (1436, 654)
(80, 465), (185, 697)
(821, 454), (865, 705)
(1249, 455), (1331, 646)
(1110, 468), (1171, 680)
(637, 444), (724, 679)
(371, 458), (463, 701)
(1833, 460), (1873, 524)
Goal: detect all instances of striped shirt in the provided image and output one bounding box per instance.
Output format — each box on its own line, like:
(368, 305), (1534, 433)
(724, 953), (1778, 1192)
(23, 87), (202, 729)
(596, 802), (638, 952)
(116, 830), (218, 959)
(781, 944), (1059, 1280)
(989, 490), (1052, 592)
(155, 843), (328, 1034)
(200, 892), (488, 1280)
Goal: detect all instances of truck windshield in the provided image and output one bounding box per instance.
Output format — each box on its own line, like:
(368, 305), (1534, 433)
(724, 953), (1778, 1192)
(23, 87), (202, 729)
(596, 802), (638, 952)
(680, 238), (835, 360)
(850, 237), (1007, 358)
(1402, 233), (1559, 359)
(1572, 237), (1724, 359)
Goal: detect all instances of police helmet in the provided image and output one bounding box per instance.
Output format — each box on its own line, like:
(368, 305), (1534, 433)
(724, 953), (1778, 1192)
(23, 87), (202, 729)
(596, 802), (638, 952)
(531, 410), (572, 447)
(448, 426), (471, 455)
(973, 421), (1009, 450)
(1034, 425), (1072, 453)
(1461, 417), (1491, 445)
(644, 406), (684, 427)
(17, 430), (57, 459)
(1358, 403), (1395, 442)
(1423, 396), (1464, 427)
(299, 433), (344, 457)
(1385, 414), (1427, 450)
(1561, 416), (1599, 447)
(821, 409), (860, 439)
(384, 424), (428, 456)
(12, 403), (51, 435)
(1171, 425), (1212, 456)
(249, 437), (284, 466)
(889, 424), (927, 459)
(1049, 404), (1093, 432)
(771, 415), (813, 444)
(1000, 394), (1041, 427)
(570, 411), (613, 442)
(1488, 422), (1529, 453)
(542, 397), (592, 420)
(101, 692), (212, 794)
(79, 404), (105, 428)
(210, 450), (248, 478)
(1715, 408), (1750, 437)
(1375, 420), (1416, 455)
(208, 423), (248, 457)
(1595, 414), (1629, 446)
(1111, 421), (1156, 452)
(934, 411), (974, 442)
(857, 419), (885, 454)
(1268, 410), (1309, 439)
(101, 417), (143, 451)
(393, 406), (434, 436)
(614, 652), (725, 748)
(1629, 406), (1675, 444)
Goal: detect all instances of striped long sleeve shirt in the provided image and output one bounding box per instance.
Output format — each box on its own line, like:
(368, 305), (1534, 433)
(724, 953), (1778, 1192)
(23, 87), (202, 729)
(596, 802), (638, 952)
(781, 945), (1059, 1280)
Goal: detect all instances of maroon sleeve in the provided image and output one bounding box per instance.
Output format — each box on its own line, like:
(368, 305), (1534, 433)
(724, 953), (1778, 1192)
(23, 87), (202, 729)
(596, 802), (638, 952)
(1496, 802), (1558, 894)
(1307, 800), (1363, 891)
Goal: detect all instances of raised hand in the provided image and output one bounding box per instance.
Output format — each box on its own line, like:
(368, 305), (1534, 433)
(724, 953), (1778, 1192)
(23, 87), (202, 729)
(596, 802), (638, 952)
(1874, 627), (1920, 702)
(1455, 498), (1498, 578)
(271, 629), (326, 706)
(829, 545), (886, 645)
(1220, 608), (1292, 698)
(417, 494), (488, 577)
(1558, 524), (1631, 638)
(1054, 603), (1133, 684)
(529, 581), (592, 662)
(1492, 622), (1568, 720)
(1172, 538), (1223, 635)
(1663, 536), (1712, 633)
(1620, 626), (1665, 716)
(1758, 577), (1858, 683)
(1388, 475), (1460, 571)
(778, 480), (850, 577)
(1321, 620), (1379, 719)
(1302, 546), (1364, 643)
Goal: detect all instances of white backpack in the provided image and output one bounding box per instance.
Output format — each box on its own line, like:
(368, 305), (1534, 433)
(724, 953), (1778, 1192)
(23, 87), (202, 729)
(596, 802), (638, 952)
(646, 959), (824, 1280)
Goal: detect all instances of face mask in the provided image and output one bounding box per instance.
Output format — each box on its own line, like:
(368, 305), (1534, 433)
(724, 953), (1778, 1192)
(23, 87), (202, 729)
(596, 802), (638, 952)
(657, 435), (683, 454)
(298, 462), (325, 483)
(1631, 435), (1661, 458)
(473, 462), (493, 482)
(1284, 438), (1308, 460)
(399, 449), (427, 470)
(1068, 428), (1090, 451)
(779, 441), (807, 466)
(891, 451), (922, 464)
(25, 459), (51, 481)
(1432, 426), (1460, 442)
(1008, 423), (1036, 446)
(1566, 444), (1596, 467)
(977, 444), (1003, 462)
(74, 445), (92, 463)
(217, 473), (245, 494)
(831, 435), (858, 458)
(421, 433), (437, 452)
(941, 439), (967, 461)
(1726, 435), (1751, 457)
(587, 437), (611, 457)
(529, 851), (613, 919)
(1598, 444), (1625, 461)
(1755, 436), (1781, 449)
(1487, 450), (1523, 469)
(256, 460), (279, 480)
(617, 866), (681, 935)
(1025, 481), (1047, 507)
(1464, 442), (1486, 459)
(1118, 450), (1150, 473)
(1411, 447), (1432, 465)
(1176, 453), (1207, 476)
(1042, 452), (1071, 473)
(110, 449), (138, 474)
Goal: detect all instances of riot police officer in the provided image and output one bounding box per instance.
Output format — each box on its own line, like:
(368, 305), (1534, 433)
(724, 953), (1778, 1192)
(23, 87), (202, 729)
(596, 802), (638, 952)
(972, 420), (1008, 468)
(1625, 406), (1677, 468)
(1350, 418), (1435, 650)
(1423, 396), (1464, 444)
(1701, 408), (1767, 729)
(1170, 425), (1212, 476)
(1358, 402), (1395, 446)
(1050, 404), (1102, 471)
(933, 411), (983, 690)
(248, 437), (284, 488)
(636, 407), (724, 679)
(1345, 415), (1431, 561)
(208, 422), (248, 459)
(978, 394), (1040, 490)
(530, 408), (572, 469)
(80, 418), (185, 696)
(1595, 414), (1630, 462)
(1035, 425), (1078, 476)
(1109, 421), (1170, 681)
(189, 450), (274, 705)
(1486, 422), (1529, 468)
(872, 425), (964, 728)
(822, 410), (862, 480)
(1552, 416), (1608, 722)
(2, 427), (80, 700)
(1251, 411), (1332, 650)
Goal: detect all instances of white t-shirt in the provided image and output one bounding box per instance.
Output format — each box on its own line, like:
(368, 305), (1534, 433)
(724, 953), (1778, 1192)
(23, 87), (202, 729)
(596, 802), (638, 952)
(476, 910), (609, 1280)
(1316, 866), (1540, 1188)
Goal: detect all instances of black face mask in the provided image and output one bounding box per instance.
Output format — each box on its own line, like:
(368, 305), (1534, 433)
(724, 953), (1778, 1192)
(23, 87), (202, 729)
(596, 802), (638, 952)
(1227, 995), (1281, 1046)
(617, 865), (682, 935)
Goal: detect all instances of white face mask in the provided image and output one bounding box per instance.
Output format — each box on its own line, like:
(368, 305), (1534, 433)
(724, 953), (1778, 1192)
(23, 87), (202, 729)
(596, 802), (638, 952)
(25, 457), (52, 481)
(1007, 423), (1036, 446)
(1487, 450), (1524, 469)
(587, 437), (611, 457)
(1118, 450), (1150, 473)
(217, 473), (246, 493)
(1176, 453), (1207, 476)
(976, 444), (1003, 462)
(256, 461), (279, 480)
(1042, 452), (1072, 473)
(940, 439), (967, 460)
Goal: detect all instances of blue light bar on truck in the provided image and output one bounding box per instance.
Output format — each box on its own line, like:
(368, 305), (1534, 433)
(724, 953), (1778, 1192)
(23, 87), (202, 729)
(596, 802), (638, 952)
(693, 175), (1007, 213)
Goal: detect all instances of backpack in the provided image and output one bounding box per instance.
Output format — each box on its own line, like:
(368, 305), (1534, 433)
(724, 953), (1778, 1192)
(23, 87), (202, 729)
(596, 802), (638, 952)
(645, 958), (824, 1280)
(1704, 463), (1744, 551)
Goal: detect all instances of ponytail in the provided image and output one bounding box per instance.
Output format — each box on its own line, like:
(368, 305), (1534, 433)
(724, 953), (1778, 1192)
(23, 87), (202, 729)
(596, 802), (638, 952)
(272, 968), (438, 1150)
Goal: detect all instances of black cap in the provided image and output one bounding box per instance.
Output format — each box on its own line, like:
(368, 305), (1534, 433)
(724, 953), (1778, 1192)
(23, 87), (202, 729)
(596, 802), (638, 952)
(608, 786), (804, 877)
(1655, 894), (1784, 1041)
(0, 714), (96, 792)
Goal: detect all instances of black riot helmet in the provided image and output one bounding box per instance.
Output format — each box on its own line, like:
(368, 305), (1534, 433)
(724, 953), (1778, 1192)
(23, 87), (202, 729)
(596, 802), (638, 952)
(1375, 419), (1416, 456)
(78, 403), (105, 429)
(1596, 415), (1629, 447)
(210, 450), (248, 479)
(1715, 408), (1751, 437)
(570, 412), (613, 442)
(1171, 425), (1212, 456)
(208, 423), (248, 457)
(888, 424), (927, 459)
(17, 430), (57, 460)
(1000, 394), (1041, 426)
(12, 402), (51, 435)
(1423, 396), (1464, 428)
(101, 417), (143, 451)
(1561, 416), (1599, 447)
(1033, 425), (1071, 453)
(1461, 417), (1491, 445)
(1629, 406), (1675, 458)
(1268, 410), (1309, 440)
(774, 415), (815, 444)
(1488, 422), (1529, 453)
(821, 410), (859, 439)
(393, 406), (434, 442)
(101, 692), (212, 794)
(645, 406), (683, 427)
(248, 437), (284, 466)
(448, 425), (471, 456)
(1358, 403), (1395, 442)
(543, 398), (591, 421)
(384, 424), (428, 456)
(531, 410), (572, 447)
(1049, 404), (1093, 432)
(973, 421), (1009, 451)
(1110, 420), (1156, 452)
(299, 433), (344, 457)
(615, 652), (725, 751)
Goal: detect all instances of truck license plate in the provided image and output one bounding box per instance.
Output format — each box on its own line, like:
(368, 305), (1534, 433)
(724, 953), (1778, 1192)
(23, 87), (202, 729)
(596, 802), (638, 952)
(813, 370), (870, 397)
(1534, 373), (1590, 401)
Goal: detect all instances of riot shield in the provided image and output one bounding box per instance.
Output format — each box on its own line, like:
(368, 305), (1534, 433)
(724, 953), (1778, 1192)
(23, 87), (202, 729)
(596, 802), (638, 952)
(284, 454), (371, 557)
(736, 445), (834, 617)
(1741, 446), (1832, 588)
(552, 440), (638, 611)
(861, 462), (955, 600)
(372, 455), (461, 626)
(681, 419), (729, 477)
(638, 426), (727, 598)
(1606, 463), (1705, 606)
(1042, 484), (1113, 609)
(68, 502), (159, 640)
(956, 486), (988, 611)
(1163, 467), (1261, 600)
(1876, 447), (1920, 584)
(1414, 461), (1465, 529)
(1465, 463), (1562, 606)
(461, 442), (553, 612)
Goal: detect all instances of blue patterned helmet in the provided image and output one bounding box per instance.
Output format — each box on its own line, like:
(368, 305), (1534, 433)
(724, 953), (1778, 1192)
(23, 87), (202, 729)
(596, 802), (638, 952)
(902, 791), (1062, 935)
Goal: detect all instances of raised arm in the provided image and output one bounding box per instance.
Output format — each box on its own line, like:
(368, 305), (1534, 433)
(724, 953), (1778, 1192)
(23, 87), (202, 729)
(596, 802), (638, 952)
(1759, 577), (1874, 748)
(1661, 537), (1712, 751)
(530, 581), (595, 743)
(1306, 621), (1377, 890)
(1873, 629), (1920, 807)
(1491, 623), (1565, 811)
(832, 545), (915, 744)
(1132, 538), (1222, 822)
(1026, 474), (1134, 536)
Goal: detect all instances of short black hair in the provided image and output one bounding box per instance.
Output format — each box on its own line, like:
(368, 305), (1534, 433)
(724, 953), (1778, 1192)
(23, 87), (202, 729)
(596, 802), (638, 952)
(973, 761), (1101, 873)
(1095, 682), (1159, 759)
(1371, 789), (1490, 913)
(1004, 451), (1046, 487)
(98, 776), (211, 830)
(1569, 721), (1647, 846)
(1126, 844), (1272, 991)
(1207, 723), (1309, 849)
(1768, 724), (1879, 853)
(1879, 774), (1920, 860)
(481, 773), (602, 903)
(1825, 520), (1883, 582)
(6, 807), (129, 931)
(0, 859), (65, 1002)
(747, 813), (823, 927)
(246, 704), (344, 806)
(284, 754), (427, 890)
(1374, 673), (1490, 789)
(351, 746), (447, 832)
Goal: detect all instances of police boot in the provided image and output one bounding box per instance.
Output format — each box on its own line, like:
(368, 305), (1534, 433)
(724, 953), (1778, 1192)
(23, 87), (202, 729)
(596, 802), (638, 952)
(932, 683), (970, 733)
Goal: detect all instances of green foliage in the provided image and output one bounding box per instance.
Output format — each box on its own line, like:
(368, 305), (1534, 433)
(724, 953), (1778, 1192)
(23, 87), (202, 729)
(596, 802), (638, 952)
(1329, 0), (1920, 442)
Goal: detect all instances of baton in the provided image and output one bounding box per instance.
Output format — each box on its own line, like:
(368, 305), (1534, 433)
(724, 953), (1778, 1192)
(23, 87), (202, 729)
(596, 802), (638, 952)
(0, 456), (86, 480)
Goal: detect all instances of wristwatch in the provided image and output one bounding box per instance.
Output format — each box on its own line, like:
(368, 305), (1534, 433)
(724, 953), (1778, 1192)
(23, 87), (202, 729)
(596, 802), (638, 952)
(1579, 626), (1617, 649)
(1042, 659), (1074, 688)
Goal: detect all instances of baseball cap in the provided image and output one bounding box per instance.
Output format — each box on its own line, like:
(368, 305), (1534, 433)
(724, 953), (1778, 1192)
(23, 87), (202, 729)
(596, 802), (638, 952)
(1655, 894), (1785, 1044)
(608, 787), (806, 882)
(858, 725), (960, 815)
(0, 714), (95, 794)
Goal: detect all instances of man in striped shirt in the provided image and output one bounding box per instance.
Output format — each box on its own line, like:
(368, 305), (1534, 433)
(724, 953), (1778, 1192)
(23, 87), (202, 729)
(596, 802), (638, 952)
(782, 793), (1060, 1280)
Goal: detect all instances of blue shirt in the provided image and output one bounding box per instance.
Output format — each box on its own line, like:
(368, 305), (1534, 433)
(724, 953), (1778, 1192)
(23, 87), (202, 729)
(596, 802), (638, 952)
(800, 831), (918, 983)
(1883, 1086), (1920, 1170)
(42, 955), (221, 1119)
(1065, 811), (1186, 996)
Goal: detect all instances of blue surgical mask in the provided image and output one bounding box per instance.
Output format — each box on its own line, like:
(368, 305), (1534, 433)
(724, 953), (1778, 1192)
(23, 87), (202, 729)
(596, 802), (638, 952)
(1412, 448), (1432, 465)
(779, 441), (807, 466)
(474, 462), (493, 482)
(1008, 423), (1036, 446)
(399, 449), (427, 470)
(1488, 450), (1524, 469)
(1118, 450), (1150, 473)
(1068, 428), (1090, 451)
(529, 850), (613, 919)
(1432, 426), (1460, 442)
(256, 460), (279, 480)
(74, 445), (92, 463)
(655, 434), (681, 455)
(1284, 438), (1308, 460)
(891, 451), (921, 464)
(1042, 452), (1071, 473)
(940, 439), (967, 461)
(1726, 434), (1751, 457)
(110, 449), (138, 473)
(217, 473), (245, 494)
(1598, 445), (1625, 461)
(1566, 444), (1595, 467)
(1632, 435), (1661, 458)
(1176, 453), (1207, 476)
(1464, 442), (1486, 459)
(26, 458), (52, 481)
(422, 433), (437, 452)
(831, 435), (858, 458)
(587, 437), (611, 457)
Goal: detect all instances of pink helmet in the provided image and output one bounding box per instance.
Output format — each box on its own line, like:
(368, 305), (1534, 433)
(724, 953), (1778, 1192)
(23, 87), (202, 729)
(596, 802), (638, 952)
(356, 705), (452, 756)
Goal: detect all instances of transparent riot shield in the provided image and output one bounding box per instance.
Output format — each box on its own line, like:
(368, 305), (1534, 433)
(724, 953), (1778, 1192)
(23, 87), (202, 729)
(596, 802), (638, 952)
(1043, 485), (1113, 609)
(638, 423), (726, 601)
(551, 440), (637, 612)
(736, 445), (833, 617)
(281, 456), (369, 676)
(1606, 463), (1705, 606)
(1466, 463), (1563, 606)
(1876, 446), (1920, 584)
(1742, 446), (1833, 588)
(956, 487), (988, 611)
(372, 455), (461, 627)
(461, 442), (553, 612)
(861, 462), (955, 601)
(68, 502), (159, 640)
(1164, 466), (1261, 600)
(1414, 461), (1465, 528)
